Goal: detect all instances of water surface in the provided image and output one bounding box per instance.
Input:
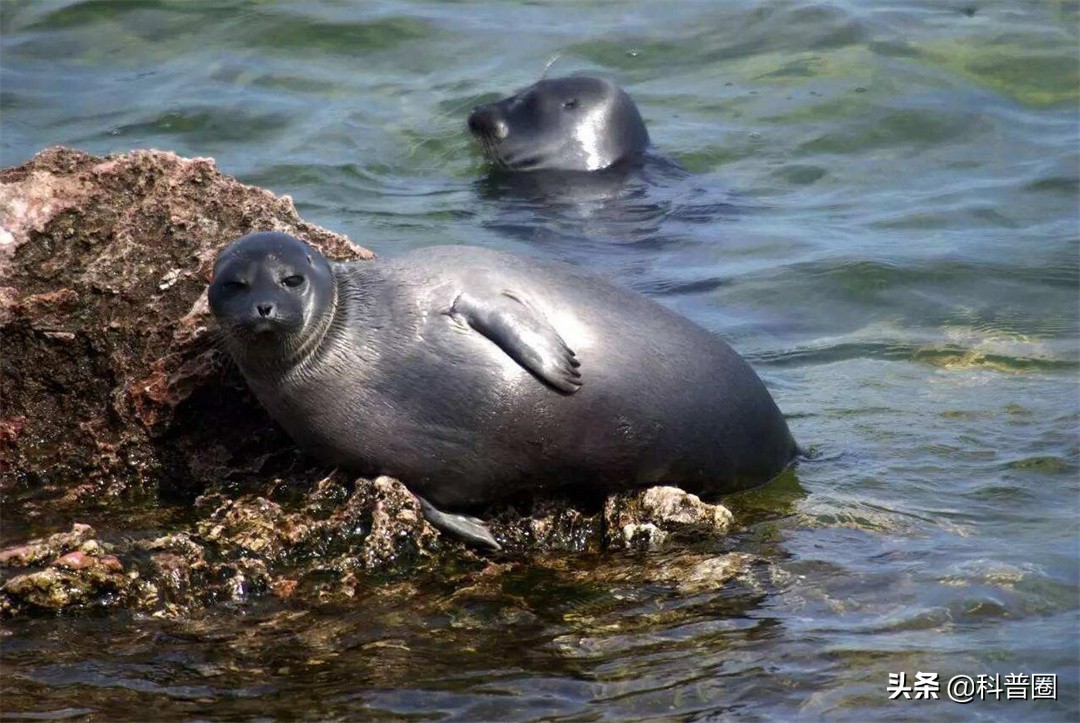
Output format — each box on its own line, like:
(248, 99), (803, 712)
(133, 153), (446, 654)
(2, 0), (1078, 719)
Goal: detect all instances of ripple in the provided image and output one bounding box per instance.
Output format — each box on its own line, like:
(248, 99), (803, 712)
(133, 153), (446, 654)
(1002, 456), (1074, 474)
(1025, 174), (1080, 194)
(915, 35), (1080, 108)
(637, 275), (729, 297)
(113, 108), (293, 142)
(800, 105), (989, 154)
(239, 16), (434, 56)
(754, 339), (1078, 373)
(3, 708), (97, 721)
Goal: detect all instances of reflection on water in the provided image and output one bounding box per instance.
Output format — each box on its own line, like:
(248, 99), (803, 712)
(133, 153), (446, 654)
(2, 0), (1078, 718)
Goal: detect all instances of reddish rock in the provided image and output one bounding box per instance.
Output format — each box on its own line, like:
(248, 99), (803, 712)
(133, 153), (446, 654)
(52, 551), (93, 570)
(0, 545), (34, 568)
(0, 146), (373, 497)
(0, 523), (96, 568)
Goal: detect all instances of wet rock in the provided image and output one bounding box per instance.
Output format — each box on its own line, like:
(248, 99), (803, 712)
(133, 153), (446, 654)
(197, 495), (308, 562)
(212, 557), (272, 604)
(135, 532), (209, 612)
(53, 550), (101, 571)
(1, 552), (133, 616)
(675, 552), (759, 594)
(150, 551), (198, 597)
(0, 481), (739, 618)
(193, 475), (445, 572)
(603, 486), (734, 551)
(0, 522), (142, 616)
(0, 523), (97, 568)
(488, 499), (604, 553)
(351, 476), (444, 569)
(271, 577), (299, 599)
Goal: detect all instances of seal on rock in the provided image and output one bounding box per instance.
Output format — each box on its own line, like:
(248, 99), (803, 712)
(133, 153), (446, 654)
(467, 75), (649, 172)
(208, 232), (798, 549)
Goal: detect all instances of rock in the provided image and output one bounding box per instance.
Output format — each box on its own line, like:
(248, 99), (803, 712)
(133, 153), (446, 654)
(196, 495), (307, 563)
(487, 499), (604, 553)
(0, 523), (96, 568)
(676, 553), (758, 594)
(52, 551), (95, 570)
(0, 522), (140, 616)
(1, 146), (372, 498)
(193, 475), (445, 572)
(352, 476), (444, 569)
(603, 486), (734, 551)
(1, 555), (132, 616)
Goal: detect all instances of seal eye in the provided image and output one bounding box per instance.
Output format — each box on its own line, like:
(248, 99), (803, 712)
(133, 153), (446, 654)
(281, 274), (305, 288)
(563, 99), (579, 110)
(222, 280), (247, 292)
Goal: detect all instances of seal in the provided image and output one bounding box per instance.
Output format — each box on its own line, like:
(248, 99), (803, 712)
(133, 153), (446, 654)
(467, 75), (649, 172)
(209, 232), (798, 549)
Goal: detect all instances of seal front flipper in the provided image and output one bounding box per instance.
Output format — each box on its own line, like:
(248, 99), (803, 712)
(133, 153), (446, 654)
(418, 497), (502, 551)
(449, 291), (582, 394)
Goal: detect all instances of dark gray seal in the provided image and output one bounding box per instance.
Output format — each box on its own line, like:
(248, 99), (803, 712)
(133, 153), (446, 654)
(208, 232), (798, 549)
(468, 75), (649, 172)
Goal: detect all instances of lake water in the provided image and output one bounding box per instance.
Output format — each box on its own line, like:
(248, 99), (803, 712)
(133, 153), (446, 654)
(3, 0), (1078, 719)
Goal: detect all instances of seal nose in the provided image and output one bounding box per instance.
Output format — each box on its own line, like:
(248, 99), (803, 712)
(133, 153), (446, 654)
(256, 302), (274, 318)
(467, 107), (509, 140)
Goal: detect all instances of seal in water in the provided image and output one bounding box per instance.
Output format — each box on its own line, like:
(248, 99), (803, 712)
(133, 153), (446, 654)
(467, 75), (649, 172)
(209, 232), (798, 549)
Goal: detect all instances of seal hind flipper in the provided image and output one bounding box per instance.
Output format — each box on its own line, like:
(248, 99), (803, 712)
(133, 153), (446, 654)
(418, 497), (502, 551)
(449, 291), (582, 394)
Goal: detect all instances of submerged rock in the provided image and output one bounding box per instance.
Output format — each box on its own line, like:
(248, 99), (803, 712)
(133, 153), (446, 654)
(0, 147), (738, 619)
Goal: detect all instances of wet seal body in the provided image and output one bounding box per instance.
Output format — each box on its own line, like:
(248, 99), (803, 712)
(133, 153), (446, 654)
(468, 75), (649, 173)
(209, 232), (798, 548)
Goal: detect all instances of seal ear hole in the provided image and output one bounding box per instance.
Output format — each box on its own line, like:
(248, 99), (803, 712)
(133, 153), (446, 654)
(563, 98), (579, 110)
(281, 274), (305, 288)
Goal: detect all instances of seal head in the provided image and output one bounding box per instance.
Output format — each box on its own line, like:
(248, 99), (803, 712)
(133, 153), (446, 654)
(208, 231), (335, 371)
(468, 76), (649, 172)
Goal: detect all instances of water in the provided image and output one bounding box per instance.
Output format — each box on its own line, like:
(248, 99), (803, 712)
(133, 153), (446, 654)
(3, 0), (1078, 718)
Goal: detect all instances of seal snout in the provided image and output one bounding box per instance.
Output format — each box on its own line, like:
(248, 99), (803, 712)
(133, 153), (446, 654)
(467, 106), (509, 141)
(248, 300), (281, 333)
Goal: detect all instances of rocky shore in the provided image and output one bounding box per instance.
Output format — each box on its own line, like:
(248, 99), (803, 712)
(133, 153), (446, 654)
(1, 147), (740, 618)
